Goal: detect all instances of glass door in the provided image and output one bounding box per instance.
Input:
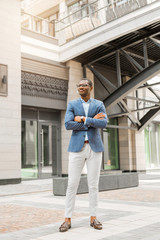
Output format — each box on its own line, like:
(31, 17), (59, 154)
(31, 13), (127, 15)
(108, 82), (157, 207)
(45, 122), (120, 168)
(103, 118), (119, 170)
(145, 123), (160, 169)
(39, 122), (58, 178)
(21, 120), (38, 179)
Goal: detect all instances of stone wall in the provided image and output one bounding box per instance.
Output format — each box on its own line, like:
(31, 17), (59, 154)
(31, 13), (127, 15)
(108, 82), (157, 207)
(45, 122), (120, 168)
(0, 0), (21, 183)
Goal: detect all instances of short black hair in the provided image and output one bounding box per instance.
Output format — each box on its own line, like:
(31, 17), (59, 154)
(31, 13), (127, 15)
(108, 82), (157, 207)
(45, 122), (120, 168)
(79, 78), (93, 87)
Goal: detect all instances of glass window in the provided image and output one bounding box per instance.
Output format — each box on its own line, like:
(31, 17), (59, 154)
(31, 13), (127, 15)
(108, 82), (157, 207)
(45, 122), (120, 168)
(145, 122), (160, 169)
(0, 64), (8, 97)
(68, 1), (81, 23)
(21, 120), (38, 178)
(67, 0), (98, 23)
(144, 127), (150, 168)
(147, 75), (160, 91)
(40, 124), (58, 177)
(103, 118), (119, 170)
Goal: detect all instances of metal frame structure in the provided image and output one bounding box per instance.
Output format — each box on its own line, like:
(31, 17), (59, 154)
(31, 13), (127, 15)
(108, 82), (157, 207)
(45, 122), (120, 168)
(74, 21), (160, 131)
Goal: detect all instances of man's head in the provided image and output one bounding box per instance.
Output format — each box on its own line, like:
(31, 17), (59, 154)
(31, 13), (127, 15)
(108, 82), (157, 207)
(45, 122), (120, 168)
(77, 78), (93, 98)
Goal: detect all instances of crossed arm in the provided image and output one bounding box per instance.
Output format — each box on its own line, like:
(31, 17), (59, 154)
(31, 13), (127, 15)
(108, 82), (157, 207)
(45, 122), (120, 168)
(75, 112), (107, 129)
(74, 112), (105, 122)
(65, 102), (108, 130)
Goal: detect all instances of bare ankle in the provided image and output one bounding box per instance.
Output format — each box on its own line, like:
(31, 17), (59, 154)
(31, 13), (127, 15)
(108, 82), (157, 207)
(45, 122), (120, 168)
(65, 218), (71, 224)
(90, 216), (96, 223)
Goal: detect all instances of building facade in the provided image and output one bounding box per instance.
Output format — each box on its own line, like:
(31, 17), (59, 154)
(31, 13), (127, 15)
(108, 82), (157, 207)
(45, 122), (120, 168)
(0, 0), (21, 184)
(0, 0), (160, 184)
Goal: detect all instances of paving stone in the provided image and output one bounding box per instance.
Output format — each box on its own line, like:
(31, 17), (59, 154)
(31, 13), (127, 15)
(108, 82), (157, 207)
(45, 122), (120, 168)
(0, 173), (160, 240)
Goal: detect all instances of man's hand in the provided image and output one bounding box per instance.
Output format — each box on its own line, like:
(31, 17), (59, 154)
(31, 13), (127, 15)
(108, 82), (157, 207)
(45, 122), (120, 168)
(74, 113), (105, 122)
(74, 116), (86, 122)
(74, 116), (81, 122)
(93, 113), (105, 119)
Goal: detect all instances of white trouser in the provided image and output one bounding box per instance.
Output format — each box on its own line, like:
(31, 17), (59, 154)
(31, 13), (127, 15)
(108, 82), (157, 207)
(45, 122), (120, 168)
(65, 143), (102, 218)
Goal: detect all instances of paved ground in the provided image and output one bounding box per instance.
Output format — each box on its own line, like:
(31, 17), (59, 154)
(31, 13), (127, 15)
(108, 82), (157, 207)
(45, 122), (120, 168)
(0, 172), (160, 240)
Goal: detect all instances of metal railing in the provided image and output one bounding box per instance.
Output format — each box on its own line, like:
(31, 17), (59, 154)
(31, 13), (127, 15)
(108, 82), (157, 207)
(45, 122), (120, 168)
(21, 11), (56, 38)
(55, 0), (158, 45)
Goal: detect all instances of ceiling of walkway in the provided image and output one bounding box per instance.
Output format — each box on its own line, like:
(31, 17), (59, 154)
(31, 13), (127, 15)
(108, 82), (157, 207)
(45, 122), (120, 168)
(74, 20), (160, 131)
(74, 21), (160, 77)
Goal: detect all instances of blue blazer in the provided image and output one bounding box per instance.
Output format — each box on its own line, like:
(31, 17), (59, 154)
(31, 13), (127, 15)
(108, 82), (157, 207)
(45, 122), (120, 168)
(65, 98), (108, 152)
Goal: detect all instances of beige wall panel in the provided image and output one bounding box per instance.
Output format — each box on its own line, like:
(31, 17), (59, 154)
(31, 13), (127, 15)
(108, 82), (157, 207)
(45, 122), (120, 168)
(135, 131), (146, 171)
(86, 67), (94, 98)
(61, 110), (71, 175)
(0, 0), (21, 181)
(21, 58), (69, 80)
(118, 117), (137, 171)
(118, 115), (146, 171)
(0, 170), (21, 179)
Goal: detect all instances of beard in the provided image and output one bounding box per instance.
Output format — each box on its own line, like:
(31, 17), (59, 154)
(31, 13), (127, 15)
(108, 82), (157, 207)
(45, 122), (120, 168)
(78, 89), (89, 97)
(79, 92), (87, 97)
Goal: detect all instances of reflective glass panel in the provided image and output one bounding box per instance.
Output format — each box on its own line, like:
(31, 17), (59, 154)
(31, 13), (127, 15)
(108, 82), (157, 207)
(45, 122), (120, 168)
(145, 123), (160, 169)
(21, 120), (38, 178)
(40, 124), (57, 178)
(103, 118), (119, 170)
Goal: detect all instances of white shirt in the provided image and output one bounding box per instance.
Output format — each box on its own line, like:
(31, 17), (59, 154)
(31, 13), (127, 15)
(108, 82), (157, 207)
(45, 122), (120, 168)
(81, 98), (92, 141)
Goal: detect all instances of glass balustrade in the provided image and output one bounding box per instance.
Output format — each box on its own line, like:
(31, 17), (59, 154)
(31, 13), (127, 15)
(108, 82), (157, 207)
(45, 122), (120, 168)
(55, 0), (158, 44)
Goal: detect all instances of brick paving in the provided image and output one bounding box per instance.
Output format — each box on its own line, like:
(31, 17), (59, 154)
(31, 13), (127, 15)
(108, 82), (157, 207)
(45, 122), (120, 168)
(0, 173), (160, 240)
(0, 204), (87, 233)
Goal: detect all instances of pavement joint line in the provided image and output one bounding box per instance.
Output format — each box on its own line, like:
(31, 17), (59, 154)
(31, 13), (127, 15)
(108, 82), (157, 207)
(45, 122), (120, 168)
(0, 190), (52, 198)
(0, 173), (160, 239)
(27, 218), (160, 240)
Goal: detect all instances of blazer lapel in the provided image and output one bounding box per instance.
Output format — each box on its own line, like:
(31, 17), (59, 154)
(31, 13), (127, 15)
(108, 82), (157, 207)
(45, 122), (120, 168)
(78, 98), (86, 116)
(87, 98), (94, 117)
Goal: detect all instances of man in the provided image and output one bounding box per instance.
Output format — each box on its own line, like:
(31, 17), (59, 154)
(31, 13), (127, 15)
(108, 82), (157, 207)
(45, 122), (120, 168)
(59, 78), (107, 232)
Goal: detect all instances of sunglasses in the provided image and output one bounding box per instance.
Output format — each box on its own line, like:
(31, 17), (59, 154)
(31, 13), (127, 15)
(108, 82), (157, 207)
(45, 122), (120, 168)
(76, 84), (89, 88)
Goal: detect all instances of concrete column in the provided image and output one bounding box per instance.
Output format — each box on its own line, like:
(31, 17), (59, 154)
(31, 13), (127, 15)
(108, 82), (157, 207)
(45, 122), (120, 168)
(57, 0), (68, 45)
(61, 60), (94, 175)
(119, 76), (146, 172)
(118, 116), (146, 172)
(98, 0), (106, 24)
(118, 117), (136, 171)
(0, 0), (21, 184)
(135, 131), (146, 171)
(86, 67), (94, 98)
(118, 76), (137, 171)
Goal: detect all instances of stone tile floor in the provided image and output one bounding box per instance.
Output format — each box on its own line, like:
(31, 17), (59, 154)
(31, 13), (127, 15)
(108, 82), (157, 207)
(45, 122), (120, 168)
(0, 204), (87, 233)
(0, 172), (160, 240)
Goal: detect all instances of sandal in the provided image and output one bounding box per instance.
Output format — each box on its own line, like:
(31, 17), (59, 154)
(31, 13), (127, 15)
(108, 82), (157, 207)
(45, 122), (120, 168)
(90, 219), (102, 230)
(59, 221), (71, 232)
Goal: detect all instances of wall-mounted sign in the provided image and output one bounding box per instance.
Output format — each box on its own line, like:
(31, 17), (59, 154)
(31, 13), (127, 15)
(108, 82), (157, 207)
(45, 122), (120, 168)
(0, 64), (8, 96)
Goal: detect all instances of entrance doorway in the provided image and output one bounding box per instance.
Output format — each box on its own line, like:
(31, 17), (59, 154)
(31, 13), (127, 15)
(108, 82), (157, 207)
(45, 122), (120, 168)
(145, 122), (160, 169)
(103, 118), (119, 170)
(21, 108), (61, 179)
(39, 122), (59, 178)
